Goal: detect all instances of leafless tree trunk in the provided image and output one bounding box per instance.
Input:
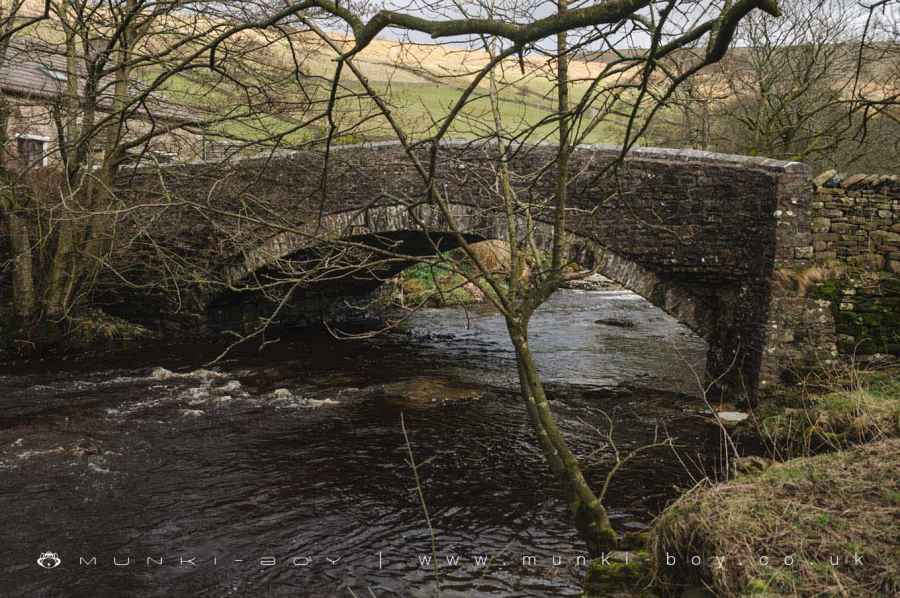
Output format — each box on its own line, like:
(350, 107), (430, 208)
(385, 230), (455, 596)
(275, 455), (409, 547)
(1, 0), (785, 552)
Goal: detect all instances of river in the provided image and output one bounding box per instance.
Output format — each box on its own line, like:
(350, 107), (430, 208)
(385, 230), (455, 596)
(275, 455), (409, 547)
(0, 288), (720, 597)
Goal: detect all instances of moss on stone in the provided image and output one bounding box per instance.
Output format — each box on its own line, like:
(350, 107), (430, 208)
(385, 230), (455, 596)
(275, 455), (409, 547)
(69, 310), (154, 346)
(812, 273), (900, 355)
(583, 551), (654, 597)
(809, 279), (842, 301)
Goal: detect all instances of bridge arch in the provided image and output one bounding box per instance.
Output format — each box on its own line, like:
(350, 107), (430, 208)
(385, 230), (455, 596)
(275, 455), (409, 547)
(124, 141), (830, 401)
(210, 201), (737, 396)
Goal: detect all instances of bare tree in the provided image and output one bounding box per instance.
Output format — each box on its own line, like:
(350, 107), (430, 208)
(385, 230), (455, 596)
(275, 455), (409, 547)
(1, 0), (333, 344)
(261, 0), (785, 554)
(0, 1), (51, 329)
(649, 0), (900, 173)
(1, 0), (783, 554)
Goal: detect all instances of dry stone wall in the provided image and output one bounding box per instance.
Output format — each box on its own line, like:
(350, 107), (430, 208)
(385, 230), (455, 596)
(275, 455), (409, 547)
(810, 171), (900, 271)
(810, 172), (900, 358)
(760, 170), (900, 385)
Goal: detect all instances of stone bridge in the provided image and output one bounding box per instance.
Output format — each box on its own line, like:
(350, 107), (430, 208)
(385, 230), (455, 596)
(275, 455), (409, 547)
(121, 141), (829, 401)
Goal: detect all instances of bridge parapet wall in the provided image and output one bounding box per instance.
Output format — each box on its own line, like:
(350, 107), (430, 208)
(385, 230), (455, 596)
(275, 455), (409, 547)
(122, 142), (811, 275)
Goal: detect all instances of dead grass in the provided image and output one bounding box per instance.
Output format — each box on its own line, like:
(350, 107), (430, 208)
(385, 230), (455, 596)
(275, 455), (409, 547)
(650, 438), (900, 597)
(772, 264), (846, 297)
(460, 240), (514, 274)
(750, 365), (900, 459)
(69, 309), (153, 344)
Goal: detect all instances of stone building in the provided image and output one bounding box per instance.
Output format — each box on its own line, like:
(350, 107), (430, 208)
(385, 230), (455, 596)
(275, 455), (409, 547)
(0, 37), (205, 170)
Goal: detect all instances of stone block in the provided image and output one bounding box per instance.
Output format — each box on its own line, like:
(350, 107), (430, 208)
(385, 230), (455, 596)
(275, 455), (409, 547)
(872, 230), (900, 245)
(814, 233), (839, 242)
(847, 254), (886, 270)
(811, 217), (831, 232)
(813, 169), (838, 187)
(841, 174), (868, 189)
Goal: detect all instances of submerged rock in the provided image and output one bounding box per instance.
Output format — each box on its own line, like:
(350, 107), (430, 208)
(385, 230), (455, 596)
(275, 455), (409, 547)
(218, 380), (242, 393)
(150, 367), (175, 380)
(380, 376), (483, 407)
(190, 369), (227, 381)
(595, 318), (636, 328)
(87, 461), (112, 475)
(183, 387), (209, 401)
(149, 367), (226, 382)
(303, 398), (339, 408)
(269, 388), (294, 400)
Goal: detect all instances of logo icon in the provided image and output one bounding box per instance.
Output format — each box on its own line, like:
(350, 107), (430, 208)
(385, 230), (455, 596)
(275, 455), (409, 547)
(36, 552), (61, 569)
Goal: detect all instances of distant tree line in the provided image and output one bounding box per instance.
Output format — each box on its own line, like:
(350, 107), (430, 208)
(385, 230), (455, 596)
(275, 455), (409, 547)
(648, 0), (900, 174)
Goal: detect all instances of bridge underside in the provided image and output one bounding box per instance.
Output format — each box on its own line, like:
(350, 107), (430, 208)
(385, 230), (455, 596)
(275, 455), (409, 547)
(208, 230), (486, 329)
(209, 222), (767, 403)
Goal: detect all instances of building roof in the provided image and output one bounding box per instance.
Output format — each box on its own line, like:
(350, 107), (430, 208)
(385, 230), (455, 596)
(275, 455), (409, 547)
(0, 37), (198, 125)
(0, 39), (72, 98)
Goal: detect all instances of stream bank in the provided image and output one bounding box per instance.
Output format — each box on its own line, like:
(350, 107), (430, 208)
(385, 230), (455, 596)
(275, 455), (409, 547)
(590, 365), (900, 597)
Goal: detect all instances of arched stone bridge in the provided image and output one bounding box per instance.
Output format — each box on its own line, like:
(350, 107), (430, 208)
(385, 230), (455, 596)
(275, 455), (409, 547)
(123, 141), (831, 401)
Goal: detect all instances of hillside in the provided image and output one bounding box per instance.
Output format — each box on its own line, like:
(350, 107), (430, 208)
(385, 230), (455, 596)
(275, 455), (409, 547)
(9, 0), (627, 145)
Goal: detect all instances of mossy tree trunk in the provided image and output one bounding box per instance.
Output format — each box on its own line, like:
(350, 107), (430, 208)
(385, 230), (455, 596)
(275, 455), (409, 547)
(472, 0), (616, 555)
(13, 2), (132, 329)
(3, 205), (37, 323)
(1, 82), (37, 329)
(508, 318), (618, 555)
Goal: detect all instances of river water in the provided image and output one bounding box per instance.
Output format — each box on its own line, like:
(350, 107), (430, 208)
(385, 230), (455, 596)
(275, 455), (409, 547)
(0, 289), (719, 597)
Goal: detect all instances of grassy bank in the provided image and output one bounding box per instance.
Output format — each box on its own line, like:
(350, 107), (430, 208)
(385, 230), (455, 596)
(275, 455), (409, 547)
(390, 259), (489, 308)
(0, 308), (155, 357)
(386, 240), (521, 308)
(649, 439), (900, 597)
(749, 366), (900, 459)
(601, 365), (900, 597)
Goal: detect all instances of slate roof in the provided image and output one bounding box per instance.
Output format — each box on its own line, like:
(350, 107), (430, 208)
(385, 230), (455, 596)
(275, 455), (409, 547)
(0, 39), (72, 98)
(0, 37), (198, 124)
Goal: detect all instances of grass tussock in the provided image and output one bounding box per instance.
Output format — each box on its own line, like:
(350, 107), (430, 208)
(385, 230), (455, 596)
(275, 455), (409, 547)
(69, 310), (153, 345)
(751, 366), (900, 458)
(391, 240), (535, 308)
(772, 264), (846, 296)
(650, 439), (900, 597)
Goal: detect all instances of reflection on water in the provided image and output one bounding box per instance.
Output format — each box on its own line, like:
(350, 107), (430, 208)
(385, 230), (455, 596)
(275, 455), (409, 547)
(0, 289), (717, 597)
